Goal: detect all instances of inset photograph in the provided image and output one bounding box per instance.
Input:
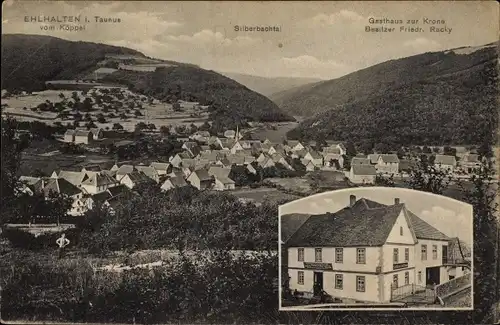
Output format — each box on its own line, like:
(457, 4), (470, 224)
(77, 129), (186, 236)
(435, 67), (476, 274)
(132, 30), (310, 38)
(279, 187), (472, 310)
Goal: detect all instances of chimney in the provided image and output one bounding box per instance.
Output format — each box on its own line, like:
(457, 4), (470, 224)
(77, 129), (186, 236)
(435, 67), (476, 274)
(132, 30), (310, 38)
(349, 195), (356, 207)
(394, 198), (400, 205)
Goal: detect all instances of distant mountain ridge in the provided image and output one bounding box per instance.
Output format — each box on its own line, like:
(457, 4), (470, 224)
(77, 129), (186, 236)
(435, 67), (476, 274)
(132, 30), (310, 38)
(219, 71), (322, 98)
(1, 34), (293, 124)
(275, 42), (498, 117)
(285, 42), (498, 147)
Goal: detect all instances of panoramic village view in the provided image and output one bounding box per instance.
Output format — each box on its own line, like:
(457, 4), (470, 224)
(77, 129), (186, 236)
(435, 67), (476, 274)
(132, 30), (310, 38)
(1, 1), (499, 324)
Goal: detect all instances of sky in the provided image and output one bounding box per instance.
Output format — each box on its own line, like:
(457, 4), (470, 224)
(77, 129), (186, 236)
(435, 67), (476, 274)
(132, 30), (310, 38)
(279, 187), (473, 246)
(2, 1), (498, 79)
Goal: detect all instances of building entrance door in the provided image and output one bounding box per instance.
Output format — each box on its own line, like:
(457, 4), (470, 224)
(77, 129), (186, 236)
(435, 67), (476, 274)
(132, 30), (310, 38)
(426, 267), (441, 286)
(313, 272), (324, 295)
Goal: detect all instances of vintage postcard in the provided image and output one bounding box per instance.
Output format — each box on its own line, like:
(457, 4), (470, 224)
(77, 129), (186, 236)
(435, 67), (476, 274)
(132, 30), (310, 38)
(1, 0), (499, 324)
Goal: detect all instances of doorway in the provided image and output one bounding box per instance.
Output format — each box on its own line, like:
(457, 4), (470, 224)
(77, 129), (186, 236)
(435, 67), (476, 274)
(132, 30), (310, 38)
(313, 272), (324, 295)
(426, 267), (441, 286)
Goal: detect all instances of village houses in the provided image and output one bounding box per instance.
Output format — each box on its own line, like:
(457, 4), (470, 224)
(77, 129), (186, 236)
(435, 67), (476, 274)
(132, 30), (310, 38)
(434, 155), (457, 172)
(349, 165), (377, 184)
(187, 169), (213, 190)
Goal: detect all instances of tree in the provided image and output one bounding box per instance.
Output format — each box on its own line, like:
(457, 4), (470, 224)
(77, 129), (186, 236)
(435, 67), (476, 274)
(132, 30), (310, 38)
(345, 141), (357, 157)
(58, 92), (65, 99)
(458, 159), (498, 321)
(172, 102), (182, 111)
(375, 174), (395, 187)
(422, 146), (432, 154)
(120, 113), (127, 120)
(112, 123), (124, 131)
(199, 121), (211, 132)
(1, 117), (30, 224)
(160, 125), (170, 136)
(405, 154), (452, 195)
(134, 110), (142, 117)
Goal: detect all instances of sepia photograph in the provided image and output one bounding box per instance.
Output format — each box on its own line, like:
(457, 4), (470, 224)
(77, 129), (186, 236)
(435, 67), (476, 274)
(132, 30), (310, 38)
(1, 0), (499, 324)
(279, 187), (473, 310)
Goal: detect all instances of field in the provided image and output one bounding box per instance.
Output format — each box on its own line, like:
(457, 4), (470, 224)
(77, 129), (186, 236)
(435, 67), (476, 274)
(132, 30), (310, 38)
(249, 121), (300, 143)
(2, 89), (210, 132)
(264, 177), (314, 195)
(231, 187), (301, 205)
(19, 151), (113, 176)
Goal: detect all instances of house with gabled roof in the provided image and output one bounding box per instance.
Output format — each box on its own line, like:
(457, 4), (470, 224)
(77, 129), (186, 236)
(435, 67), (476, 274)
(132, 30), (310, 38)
(375, 154), (400, 175)
(149, 162), (172, 176)
(286, 140), (305, 152)
(74, 130), (93, 144)
(51, 170), (86, 187)
(351, 157), (371, 166)
(18, 176), (47, 195)
(208, 166), (235, 191)
(230, 140), (245, 154)
(41, 178), (85, 216)
(161, 175), (189, 191)
(434, 155), (457, 171)
(186, 169), (213, 190)
(272, 154), (294, 170)
(89, 128), (103, 140)
(115, 164), (136, 181)
(303, 150), (323, 167)
(135, 165), (160, 183)
(323, 141), (347, 155)
(182, 141), (202, 157)
(81, 172), (120, 194)
(269, 143), (287, 156)
(368, 154), (380, 165)
(458, 154), (480, 174)
(169, 152), (194, 168)
(64, 129), (76, 143)
(189, 130), (210, 142)
(286, 195), (456, 303)
(349, 165), (376, 184)
(119, 171), (154, 189)
(323, 149), (344, 169)
(259, 157), (276, 169)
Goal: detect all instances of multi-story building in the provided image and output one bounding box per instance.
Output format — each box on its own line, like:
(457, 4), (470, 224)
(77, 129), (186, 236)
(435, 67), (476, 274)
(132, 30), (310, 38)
(285, 195), (465, 304)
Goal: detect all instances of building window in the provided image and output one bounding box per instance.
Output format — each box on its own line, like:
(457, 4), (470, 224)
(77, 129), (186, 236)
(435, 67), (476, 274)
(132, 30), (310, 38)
(405, 248), (409, 262)
(421, 245), (427, 260)
(356, 248), (366, 264)
(335, 274), (343, 289)
(356, 276), (365, 292)
(315, 248), (322, 262)
(298, 271), (304, 285)
(400, 226), (403, 236)
(393, 274), (399, 288)
(335, 248), (343, 263)
(298, 248), (304, 262)
(432, 245), (438, 260)
(393, 248), (399, 263)
(418, 271), (422, 283)
(405, 272), (410, 285)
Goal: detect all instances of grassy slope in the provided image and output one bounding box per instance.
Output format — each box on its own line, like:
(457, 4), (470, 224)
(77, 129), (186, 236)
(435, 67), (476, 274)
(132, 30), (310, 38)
(104, 67), (295, 123)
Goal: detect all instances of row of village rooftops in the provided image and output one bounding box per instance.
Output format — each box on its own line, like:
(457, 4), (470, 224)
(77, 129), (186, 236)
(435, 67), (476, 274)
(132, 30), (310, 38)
(62, 128), (485, 185)
(18, 136), (484, 219)
(281, 194), (472, 304)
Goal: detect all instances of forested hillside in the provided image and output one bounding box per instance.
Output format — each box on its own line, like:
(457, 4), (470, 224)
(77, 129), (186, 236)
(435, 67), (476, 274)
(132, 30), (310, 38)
(1, 34), (143, 91)
(286, 44), (498, 148)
